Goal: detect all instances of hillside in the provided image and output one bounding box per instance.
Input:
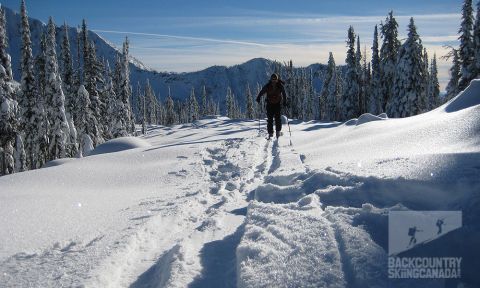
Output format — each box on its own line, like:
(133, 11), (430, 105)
(1, 78), (479, 287)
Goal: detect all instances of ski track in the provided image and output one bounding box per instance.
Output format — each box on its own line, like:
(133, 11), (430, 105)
(1, 132), (399, 288)
(236, 136), (390, 288)
(85, 136), (270, 288)
(91, 133), (392, 288)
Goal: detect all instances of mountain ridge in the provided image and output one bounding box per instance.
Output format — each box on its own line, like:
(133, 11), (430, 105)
(3, 5), (328, 111)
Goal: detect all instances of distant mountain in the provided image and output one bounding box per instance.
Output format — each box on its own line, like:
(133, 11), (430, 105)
(4, 5), (329, 112)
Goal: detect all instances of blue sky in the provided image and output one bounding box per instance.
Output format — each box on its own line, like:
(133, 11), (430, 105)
(2, 0), (462, 89)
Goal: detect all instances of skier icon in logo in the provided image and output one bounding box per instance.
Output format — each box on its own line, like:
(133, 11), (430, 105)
(436, 218), (445, 235)
(408, 226), (422, 247)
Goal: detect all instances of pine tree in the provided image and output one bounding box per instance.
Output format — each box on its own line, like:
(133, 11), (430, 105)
(322, 52), (336, 120)
(473, 1), (480, 79)
(356, 35), (366, 115)
(141, 90), (147, 134)
(111, 55), (127, 137)
(61, 23), (75, 113)
(60, 23), (78, 157)
(45, 17), (69, 160)
(0, 6), (18, 175)
(445, 49), (461, 100)
(428, 54), (440, 109)
(342, 26), (359, 120)
(0, 88), (19, 174)
(201, 85), (208, 117)
(120, 37), (134, 133)
(245, 84), (255, 119)
(80, 21), (103, 145)
(14, 134), (26, 172)
(189, 87), (199, 122)
(144, 79), (156, 124)
(0, 7), (12, 81)
(226, 87), (233, 118)
(87, 41), (104, 143)
(370, 25), (382, 115)
(380, 11), (400, 113)
(18, 0), (47, 169)
(390, 18), (425, 117)
(459, 0), (475, 90)
(165, 93), (175, 126)
(103, 61), (116, 139)
(307, 70), (315, 120)
(420, 48), (429, 112)
(362, 46), (371, 115)
(76, 85), (98, 156)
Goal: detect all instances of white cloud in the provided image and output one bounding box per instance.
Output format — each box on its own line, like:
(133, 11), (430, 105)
(97, 12), (459, 91)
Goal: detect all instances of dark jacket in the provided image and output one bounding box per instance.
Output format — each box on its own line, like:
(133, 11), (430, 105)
(256, 80), (287, 105)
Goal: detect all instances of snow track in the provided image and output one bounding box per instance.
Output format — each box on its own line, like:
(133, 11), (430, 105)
(86, 136), (269, 288)
(237, 137), (391, 288)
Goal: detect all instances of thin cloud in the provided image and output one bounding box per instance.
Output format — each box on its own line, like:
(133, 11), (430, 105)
(92, 29), (269, 47)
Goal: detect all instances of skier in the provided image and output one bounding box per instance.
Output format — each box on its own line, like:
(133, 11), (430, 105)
(408, 226), (422, 247)
(436, 218), (445, 235)
(256, 73), (288, 139)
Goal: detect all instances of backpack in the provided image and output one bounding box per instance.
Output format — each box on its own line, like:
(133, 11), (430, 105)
(408, 227), (416, 236)
(266, 82), (284, 104)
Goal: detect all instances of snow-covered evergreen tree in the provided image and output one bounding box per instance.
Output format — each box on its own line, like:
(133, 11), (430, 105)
(380, 11), (400, 113)
(356, 35), (366, 115)
(428, 54), (440, 109)
(0, 6), (18, 175)
(145, 79), (157, 124)
(226, 87), (233, 118)
(60, 23), (78, 157)
(18, 0), (47, 169)
(120, 37), (134, 134)
(362, 46), (371, 115)
(0, 87), (19, 174)
(419, 48), (429, 112)
(3, 138), (14, 174)
(0, 7), (12, 81)
(458, 0), (475, 90)
(245, 84), (255, 119)
(445, 49), (461, 101)
(321, 52), (337, 120)
(165, 93), (175, 126)
(14, 134), (26, 172)
(201, 85), (208, 117)
(102, 61), (116, 139)
(389, 18), (425, 118)
(370, 25), (382, 115)
(342, 26), (359, 120)
(141, 87), (146, 135)
(473, 1), (480, 79)
(61, 23), (75, 114)
(189, 87), (199, 122)
(45, 17), (68, 160)
(76, 85), (98, 156)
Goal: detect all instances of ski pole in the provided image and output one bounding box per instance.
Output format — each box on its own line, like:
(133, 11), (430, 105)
(258, 117), (261, 135)
(284, 110), (292, 146)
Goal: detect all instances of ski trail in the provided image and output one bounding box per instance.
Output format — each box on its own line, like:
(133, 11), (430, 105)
(92, 136), (270, 288)
(237, 135), (388, 288)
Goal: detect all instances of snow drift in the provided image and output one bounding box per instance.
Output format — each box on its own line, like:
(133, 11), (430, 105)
(87, 137), (151, 156)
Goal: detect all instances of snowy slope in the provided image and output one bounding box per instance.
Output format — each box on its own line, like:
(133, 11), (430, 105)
(1, 82), (479, 287)
(3, 5), (327, 112)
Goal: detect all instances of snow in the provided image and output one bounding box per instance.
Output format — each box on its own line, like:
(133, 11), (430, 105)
(43, 158), (75, 168)
(444, 79), (480, 113)
(87, 136), (151, 156)
(0, 82), (480, 287)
